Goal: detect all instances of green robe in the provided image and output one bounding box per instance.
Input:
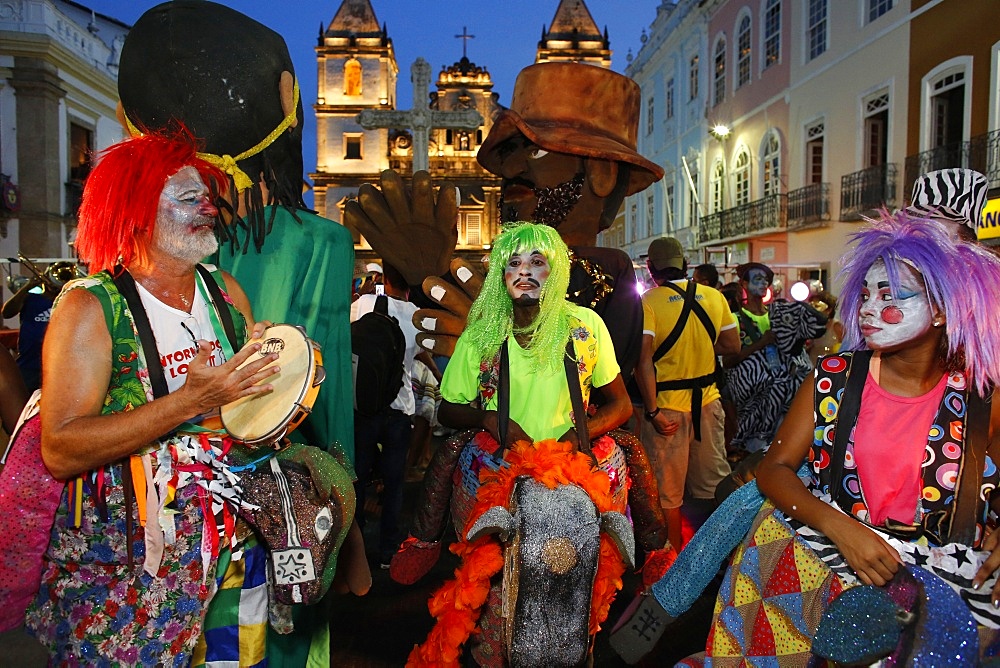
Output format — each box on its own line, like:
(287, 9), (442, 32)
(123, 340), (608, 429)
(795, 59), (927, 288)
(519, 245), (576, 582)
(217, 206), (355, 462)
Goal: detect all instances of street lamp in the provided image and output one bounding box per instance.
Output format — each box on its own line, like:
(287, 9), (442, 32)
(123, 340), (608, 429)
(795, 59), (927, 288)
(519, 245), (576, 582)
(710, 124), (731, 140)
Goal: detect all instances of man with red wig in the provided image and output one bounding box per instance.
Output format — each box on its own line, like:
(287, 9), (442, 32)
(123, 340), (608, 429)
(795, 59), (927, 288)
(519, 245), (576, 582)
(24, 130), (282, 664)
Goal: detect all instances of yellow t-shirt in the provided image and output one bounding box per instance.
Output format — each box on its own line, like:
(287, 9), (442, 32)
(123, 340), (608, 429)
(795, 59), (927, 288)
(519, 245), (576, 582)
(642, 281), (737, 412)
(440, 304), (620, 442)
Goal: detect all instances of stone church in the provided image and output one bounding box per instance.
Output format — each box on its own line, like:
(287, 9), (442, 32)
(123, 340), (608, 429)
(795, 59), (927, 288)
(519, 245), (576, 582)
(310, 0), (613, 264)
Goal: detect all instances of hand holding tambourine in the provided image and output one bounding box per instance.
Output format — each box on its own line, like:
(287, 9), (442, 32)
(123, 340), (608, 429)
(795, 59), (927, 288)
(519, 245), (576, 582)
(220, 324), (325, 448)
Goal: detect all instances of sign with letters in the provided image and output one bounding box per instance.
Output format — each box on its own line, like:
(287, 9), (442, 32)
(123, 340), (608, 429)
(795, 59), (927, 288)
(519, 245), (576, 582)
(979, 197), (1000, 241)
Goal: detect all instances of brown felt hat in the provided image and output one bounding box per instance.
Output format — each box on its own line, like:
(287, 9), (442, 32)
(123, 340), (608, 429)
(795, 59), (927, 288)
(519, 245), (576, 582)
(478, 63), (663, 195)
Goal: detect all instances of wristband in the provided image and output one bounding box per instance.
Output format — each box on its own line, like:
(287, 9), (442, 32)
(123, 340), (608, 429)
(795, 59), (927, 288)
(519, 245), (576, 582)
(644, 407), (660, 421)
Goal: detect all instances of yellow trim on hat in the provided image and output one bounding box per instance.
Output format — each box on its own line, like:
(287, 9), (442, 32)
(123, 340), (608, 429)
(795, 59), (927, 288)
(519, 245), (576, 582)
(123, 79), (300, 192)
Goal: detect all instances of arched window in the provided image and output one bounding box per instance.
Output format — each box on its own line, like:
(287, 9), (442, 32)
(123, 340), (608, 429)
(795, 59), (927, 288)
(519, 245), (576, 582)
(344, 58), (362, 96)
(713, 37), (726, 106)
(712, 160), (726, 212)
(761, 132), (781, 197)
(736, 15), (752, 88)
(733, 148), (751, 206)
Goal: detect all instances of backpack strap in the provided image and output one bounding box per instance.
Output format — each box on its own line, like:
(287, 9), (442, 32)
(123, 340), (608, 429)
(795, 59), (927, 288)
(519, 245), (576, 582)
(375, 293), (389, 316)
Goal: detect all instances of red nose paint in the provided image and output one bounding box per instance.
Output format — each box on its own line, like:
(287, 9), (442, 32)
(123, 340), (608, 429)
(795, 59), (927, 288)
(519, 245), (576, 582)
(197, 200), (219, 217)
(881, 305), (903, 324)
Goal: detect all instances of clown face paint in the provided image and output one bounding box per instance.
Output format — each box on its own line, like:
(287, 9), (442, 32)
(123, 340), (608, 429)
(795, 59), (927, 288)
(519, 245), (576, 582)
(505, 250), (550, 305)
(745, 268), (771, 298)
(859, 259), (935, 349)
(154, 166), (219, 263)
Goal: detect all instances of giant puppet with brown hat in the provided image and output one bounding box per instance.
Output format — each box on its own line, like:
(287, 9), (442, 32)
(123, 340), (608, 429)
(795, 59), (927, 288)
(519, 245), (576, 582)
(345, 63), (673, 595)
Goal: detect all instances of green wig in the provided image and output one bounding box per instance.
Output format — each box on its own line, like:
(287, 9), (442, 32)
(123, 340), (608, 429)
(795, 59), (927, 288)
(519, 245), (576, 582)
(464, 222), (573, 372)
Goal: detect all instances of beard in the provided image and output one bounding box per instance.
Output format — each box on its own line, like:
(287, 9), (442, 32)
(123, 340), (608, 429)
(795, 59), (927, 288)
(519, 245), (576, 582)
(498, 173), (585, 228)
(156, 223), (219, 264)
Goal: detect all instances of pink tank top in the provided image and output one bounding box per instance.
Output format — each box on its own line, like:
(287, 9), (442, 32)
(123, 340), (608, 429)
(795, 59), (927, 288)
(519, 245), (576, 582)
(853, 372), (948, 527)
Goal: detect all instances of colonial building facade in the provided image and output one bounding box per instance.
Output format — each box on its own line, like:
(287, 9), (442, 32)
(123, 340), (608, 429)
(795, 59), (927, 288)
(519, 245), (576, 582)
(0, 0), (128, 320)
(311, 0), (618, 265)
(617, 0), (1000, 295)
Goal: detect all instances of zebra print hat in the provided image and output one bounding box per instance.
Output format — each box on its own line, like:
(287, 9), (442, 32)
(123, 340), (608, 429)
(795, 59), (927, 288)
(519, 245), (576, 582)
(906, 168), (988, 232)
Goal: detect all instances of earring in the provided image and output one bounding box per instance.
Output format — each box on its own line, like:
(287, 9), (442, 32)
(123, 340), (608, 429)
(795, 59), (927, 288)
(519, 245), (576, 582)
(933, 320), (944, 328)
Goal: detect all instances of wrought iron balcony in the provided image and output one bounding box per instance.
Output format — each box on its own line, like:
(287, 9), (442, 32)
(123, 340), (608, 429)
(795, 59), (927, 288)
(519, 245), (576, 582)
(787, 183), (831, 230)
(698, 193), (787, 244)
(903, 129), (1000, 198)
(840, 164), (897, 220)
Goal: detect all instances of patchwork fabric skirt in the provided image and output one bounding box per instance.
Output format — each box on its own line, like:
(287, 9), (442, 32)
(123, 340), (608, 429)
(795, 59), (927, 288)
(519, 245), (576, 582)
(705, 502), (847, 665)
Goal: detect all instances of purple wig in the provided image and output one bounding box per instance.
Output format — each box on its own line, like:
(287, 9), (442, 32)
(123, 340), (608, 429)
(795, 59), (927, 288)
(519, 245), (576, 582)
(839, 209), (1000, 395)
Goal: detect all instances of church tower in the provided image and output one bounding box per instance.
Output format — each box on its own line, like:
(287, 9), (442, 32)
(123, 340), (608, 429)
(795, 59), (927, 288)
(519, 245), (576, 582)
(536, 0), (611, 68)
(312, 0), (397, 237)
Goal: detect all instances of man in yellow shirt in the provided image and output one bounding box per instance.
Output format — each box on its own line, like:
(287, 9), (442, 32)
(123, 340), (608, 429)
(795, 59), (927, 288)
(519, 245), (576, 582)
(635, 237), (740, 550)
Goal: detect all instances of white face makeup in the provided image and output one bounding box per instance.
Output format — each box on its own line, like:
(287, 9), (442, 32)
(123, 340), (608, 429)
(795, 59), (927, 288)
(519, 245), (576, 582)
(153, 166), (219, 263)
(504, 249), (550, 305)
(745, 268), (770, 298)
(859, 259), (935, 349)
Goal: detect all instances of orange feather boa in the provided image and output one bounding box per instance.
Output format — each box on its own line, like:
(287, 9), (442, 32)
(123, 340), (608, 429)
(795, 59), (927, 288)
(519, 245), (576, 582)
(406, 439), (628, 667)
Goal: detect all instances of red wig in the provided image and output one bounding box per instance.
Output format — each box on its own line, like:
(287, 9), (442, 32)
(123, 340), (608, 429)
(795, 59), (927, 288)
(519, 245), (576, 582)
(75, 130), (228, 273)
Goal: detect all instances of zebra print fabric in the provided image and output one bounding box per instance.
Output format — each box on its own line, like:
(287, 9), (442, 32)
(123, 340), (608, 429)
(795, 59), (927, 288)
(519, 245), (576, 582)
(907, 168), (989, 231)
(789, 498), (1000, 629)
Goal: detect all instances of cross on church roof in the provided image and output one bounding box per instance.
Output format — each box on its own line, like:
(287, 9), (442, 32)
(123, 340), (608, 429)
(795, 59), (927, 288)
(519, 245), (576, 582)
(356, 58), (483, 173)
(455, 26), (475, 58)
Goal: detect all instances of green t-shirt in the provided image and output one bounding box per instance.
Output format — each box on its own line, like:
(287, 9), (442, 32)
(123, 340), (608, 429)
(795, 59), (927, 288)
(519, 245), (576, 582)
(440, 303), (620, 442)
(741, 308), (771, 334)
(216, 206), (355, 462)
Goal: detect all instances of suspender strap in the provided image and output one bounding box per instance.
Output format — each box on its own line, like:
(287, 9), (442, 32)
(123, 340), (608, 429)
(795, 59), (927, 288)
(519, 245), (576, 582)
(195, 264), (239, 355)
(951, 389), (992, 544)
(113, 270), (170, 400)
(653, 280), (720, 441)
(827, 351), (872, 510)
(564, 339), (592, 456)
(651, 280), (696, 363)
(497, 339), (511, 455)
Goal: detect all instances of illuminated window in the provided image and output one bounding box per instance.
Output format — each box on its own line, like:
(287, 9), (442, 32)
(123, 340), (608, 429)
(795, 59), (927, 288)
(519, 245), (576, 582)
(763, 0), (781, 69)
(737, 15), (751, 88)
(713, 37), (726, 106)
(344, 58), (362, 96)
(761, 132), (781, 197)
(733, 149), (751, 206)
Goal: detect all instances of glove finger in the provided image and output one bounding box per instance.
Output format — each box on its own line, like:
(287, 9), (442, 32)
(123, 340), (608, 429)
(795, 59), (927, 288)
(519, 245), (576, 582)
(356, 183), (394, 236)
(416, 332), (458, 357)
(421, 277), (473, 319)
(342, 199), (372, 237)
(411, 171), (436, 225)
(435, 182), (459, 245)
(449, 258), (484, 302)
(413, 308), (467, 338)
(379, 169), (413, 227)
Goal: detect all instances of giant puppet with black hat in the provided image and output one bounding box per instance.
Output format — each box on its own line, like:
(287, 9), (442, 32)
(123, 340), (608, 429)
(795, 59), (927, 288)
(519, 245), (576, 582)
(116, 3), (368, 666)
(118, 1), (355, 467)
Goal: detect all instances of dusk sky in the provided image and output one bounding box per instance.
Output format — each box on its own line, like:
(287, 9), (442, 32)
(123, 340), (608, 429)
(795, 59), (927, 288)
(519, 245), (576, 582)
(84, 0), (662, 198)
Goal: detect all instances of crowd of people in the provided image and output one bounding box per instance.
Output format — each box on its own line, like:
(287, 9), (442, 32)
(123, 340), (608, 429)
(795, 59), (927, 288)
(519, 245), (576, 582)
(2, 2), (1000, 665)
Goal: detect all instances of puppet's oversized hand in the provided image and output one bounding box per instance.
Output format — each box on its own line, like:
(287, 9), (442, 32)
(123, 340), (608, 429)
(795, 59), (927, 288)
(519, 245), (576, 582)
(413, 258), (484, 357)
(343, 169), (458, 287)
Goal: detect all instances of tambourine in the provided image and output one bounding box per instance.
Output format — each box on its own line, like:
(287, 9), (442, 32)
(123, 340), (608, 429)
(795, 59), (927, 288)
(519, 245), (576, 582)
(221, 324), (325, 447)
